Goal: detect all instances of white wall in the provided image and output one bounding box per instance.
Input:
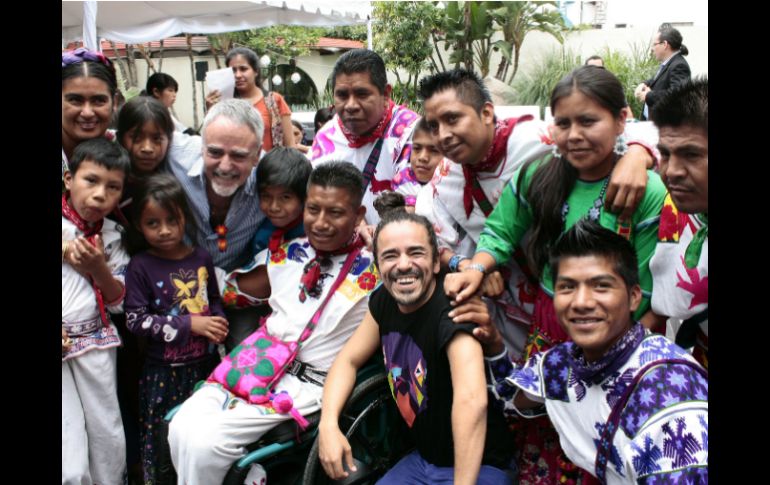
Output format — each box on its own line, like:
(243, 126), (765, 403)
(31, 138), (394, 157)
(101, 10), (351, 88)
(127, 51), (346, 130)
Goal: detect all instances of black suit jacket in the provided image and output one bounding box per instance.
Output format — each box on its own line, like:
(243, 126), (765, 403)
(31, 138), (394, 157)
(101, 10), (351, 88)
(642, 52), (691, 120)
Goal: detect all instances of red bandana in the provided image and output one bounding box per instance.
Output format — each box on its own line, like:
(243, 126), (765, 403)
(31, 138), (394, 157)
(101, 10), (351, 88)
(61, 192), (109, 325)
(299, 234), (365, 302)
(461, 116), (533, 218)
(338, 100), (396, 148)
(268, 215), (304, 253)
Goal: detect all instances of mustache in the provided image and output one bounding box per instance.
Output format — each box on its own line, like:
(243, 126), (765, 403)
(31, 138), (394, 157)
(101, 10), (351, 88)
(387, 269), (421, 279)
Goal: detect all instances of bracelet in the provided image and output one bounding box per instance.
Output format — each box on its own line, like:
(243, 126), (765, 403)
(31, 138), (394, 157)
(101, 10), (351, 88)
(448, 254), (469, 273)
(62, 240), (70, 262)
(464, 262), (486, 275)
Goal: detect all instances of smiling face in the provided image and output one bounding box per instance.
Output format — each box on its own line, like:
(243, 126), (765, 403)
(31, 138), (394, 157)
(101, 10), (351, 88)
(553, 255), (641, 362)
(333, 71), (391, 136)
(259, 185), (304, 229)
(138, 198), (187, 258)
(202, 116), (261, 198)
(63, 160), (125, 223)
(657, 125), (708, 214)
(422, 88), (495, 166)
(62, 76), (114, 151)
(122, 120), (170, 175)
(552, 89), (626, 180)
(409, 130), (443, 183)
(303, 185), (365, 252)
(375, 221), (440, 313)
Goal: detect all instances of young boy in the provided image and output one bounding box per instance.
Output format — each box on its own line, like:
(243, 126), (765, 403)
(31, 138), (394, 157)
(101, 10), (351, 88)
(392, 117), (444, 211)
(62, 137), (131, 485)
(221, 147), (312, 308)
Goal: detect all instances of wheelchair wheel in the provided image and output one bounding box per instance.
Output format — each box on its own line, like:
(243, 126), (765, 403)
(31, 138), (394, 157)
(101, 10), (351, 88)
(302, 373), (413, 485)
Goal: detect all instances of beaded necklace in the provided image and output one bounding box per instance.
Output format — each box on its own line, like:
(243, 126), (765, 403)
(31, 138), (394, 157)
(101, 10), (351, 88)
(560, 175), (611, 224)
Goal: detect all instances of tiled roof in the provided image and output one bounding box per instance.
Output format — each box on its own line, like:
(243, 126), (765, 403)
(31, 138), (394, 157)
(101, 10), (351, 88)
(64, 36), (363, 58)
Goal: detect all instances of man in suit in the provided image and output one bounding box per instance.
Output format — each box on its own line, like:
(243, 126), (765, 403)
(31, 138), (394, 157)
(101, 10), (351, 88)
(635, 25), (691, 120)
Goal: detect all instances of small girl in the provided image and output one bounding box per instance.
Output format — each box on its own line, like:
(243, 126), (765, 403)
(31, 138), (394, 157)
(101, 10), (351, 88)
(113, 95), (175, 224)
(123, 173), (228, 484)
(144, 72), (195, 135)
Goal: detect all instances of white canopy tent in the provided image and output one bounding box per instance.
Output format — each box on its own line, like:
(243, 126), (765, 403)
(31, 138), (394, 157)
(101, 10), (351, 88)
(62, 1), (373, 48)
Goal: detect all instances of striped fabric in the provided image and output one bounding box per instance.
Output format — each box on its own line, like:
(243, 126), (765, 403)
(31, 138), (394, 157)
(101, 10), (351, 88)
(169, 157), (265, 272)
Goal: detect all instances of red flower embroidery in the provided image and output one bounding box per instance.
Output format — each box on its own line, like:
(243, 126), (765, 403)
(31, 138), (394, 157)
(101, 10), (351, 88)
(270, 248), (287, 263)
(658, 202), (680, 242)
(222, 287), (237, 307)
(357, 272), (377, 291)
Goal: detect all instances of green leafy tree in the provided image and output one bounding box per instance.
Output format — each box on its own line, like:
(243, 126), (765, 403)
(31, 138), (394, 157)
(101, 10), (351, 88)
(442, 1), (499, 77)
(490, 1), (567, 83)
(372, 1), (444, 101)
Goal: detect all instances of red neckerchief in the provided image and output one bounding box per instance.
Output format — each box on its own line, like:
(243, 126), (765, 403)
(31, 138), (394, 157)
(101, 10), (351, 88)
(268, 215), (303, 253)
(461, 116), (531, 218)
(338, 100), (396, 148)
(299, 234), (365, 302)
(61, 192), (109, 326)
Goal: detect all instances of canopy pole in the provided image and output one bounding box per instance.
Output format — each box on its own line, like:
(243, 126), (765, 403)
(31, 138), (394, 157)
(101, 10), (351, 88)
(366, 15), (373, 51)
(83, 0), (99, 51)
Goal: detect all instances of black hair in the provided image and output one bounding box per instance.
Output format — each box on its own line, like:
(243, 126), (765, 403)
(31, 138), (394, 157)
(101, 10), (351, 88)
(124, 173), (193, 256)
(651, 76), (708, 133)
(257, 147), (313, 201)
(290, 119), (306, 143)
(69, 137), (131, 177)
(549, 219), (639, 290)
(144, 72), (179, 97)
(307, 161), (365, 209)
(418, 68), (492, 113)
(226, 47), (263, 92)
(518, 65), (627, 275)
(372, 210), (439, 269)
(314, 106), (335, 132)
(585, 55), (604, 66)
(412, 116), (431, 136)
(116, 96), (175, 174)
(331, 49), (387, 95)
(62, 59), (118, 97)
(372, 191), (406, 219)
(658, 25), (688, 56)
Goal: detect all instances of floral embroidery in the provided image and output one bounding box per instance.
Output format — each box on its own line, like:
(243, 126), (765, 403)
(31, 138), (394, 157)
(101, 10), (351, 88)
(270, 247), (287, 264)
(356, 272), (377, 291)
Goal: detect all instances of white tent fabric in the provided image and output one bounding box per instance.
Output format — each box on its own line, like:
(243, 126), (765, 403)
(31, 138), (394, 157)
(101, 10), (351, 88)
(62, 1), (372, 46)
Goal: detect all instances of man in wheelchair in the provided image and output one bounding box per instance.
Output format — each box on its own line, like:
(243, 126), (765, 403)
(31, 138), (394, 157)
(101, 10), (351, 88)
(318, 210), (516, 484)
(168, 162), (380, 485)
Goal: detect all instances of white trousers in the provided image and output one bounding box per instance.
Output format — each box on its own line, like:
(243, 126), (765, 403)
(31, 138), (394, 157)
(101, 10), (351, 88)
(169, 374), (323, 485)
(62, 347), (126, 485)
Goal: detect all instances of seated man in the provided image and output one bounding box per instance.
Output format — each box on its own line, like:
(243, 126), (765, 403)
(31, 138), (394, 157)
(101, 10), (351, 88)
(481, 220), (707, 484)
(168, 162), (378, 485)
(318, 210), (515, 485)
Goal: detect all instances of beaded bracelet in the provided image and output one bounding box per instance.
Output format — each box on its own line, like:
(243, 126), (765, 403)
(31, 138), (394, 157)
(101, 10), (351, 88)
(464, 262), (487, 275)
(448, 254), (469, 273)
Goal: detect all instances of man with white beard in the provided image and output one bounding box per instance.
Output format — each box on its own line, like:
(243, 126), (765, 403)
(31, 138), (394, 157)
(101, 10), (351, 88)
(168, 99), (267, 349)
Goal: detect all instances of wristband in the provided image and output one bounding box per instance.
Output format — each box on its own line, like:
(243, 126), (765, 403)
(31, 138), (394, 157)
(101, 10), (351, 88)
(464, 262), (487, 275)
(448, 254), (469, 273)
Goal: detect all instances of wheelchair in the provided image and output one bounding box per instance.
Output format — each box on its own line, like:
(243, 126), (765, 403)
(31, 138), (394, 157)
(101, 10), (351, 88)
(157, 361), (413, 485)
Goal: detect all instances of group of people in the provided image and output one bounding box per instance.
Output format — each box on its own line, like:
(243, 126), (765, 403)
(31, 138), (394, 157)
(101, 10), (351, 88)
(62, 21), (707, 485)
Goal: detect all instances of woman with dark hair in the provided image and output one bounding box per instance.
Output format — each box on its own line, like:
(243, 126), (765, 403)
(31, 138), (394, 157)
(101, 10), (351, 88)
(62, 48), (119, 178)
(144, 72), (193, 134)
(445, 65), (668, 484)
(205, 47), (295, 151)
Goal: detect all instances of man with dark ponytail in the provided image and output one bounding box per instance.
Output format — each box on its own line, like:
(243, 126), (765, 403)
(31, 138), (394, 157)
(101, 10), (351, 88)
(635, 24), (692, 120)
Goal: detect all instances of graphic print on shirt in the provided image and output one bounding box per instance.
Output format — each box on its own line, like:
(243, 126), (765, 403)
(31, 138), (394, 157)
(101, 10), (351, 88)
(382, 332), (428, 428)
(171, 266), (211, 315)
